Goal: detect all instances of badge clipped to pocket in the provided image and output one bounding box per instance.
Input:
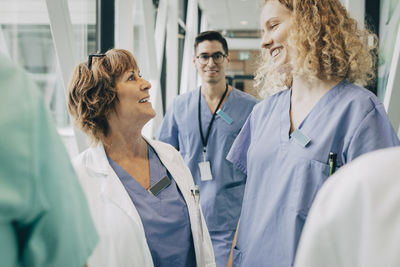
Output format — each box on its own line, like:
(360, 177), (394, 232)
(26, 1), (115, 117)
(198, 161), (213, 181)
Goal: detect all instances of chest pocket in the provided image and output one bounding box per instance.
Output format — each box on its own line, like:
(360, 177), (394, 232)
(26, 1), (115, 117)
(177, 129), (196, 158)
(291, 158), (331, 218)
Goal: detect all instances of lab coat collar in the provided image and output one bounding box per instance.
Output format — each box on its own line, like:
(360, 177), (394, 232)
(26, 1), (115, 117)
(83, 141), (147, 233)
(85, 137), (177, 176)
(144, 136), (190, 191)
(83, 137), (189, 197)
(85, 142), (110, 176)
(83, 137), (185, 215)
(144, 136), (174, 161)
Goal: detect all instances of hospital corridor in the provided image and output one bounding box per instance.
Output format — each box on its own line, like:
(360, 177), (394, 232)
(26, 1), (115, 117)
(1, 0), (400, 266)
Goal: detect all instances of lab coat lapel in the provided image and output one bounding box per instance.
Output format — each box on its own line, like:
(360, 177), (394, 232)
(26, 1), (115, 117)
(86, 143), (146, 232)
(145, 137), (192, 200)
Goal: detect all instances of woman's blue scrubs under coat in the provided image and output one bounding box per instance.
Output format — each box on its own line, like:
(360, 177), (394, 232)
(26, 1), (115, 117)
(107, 145), (196, 267)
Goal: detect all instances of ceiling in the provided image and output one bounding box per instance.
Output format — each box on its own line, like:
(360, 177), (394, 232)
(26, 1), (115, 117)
(198, 0), (263, 32)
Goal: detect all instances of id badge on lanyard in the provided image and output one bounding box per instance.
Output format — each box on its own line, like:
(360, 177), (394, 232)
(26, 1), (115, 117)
(197, 84), (229, 182)
(199, 149), (212, 181)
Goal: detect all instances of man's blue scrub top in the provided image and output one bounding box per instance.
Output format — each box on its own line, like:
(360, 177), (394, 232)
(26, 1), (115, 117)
(107, 145), (196, 267)
(158, 87), (257, 266)
(158, 87), (257, 232)
(227, 80), (400, 267)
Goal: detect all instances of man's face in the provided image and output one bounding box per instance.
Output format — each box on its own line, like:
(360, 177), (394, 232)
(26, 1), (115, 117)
(193, 40), (230, 85)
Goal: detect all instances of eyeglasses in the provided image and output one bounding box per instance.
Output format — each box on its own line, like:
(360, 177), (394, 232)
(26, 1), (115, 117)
(196, 52), (227, 65)
(88, 53), (106, 69)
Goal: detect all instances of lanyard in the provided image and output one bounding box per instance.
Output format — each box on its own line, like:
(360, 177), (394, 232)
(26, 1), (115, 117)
(198, 83), (229, 154)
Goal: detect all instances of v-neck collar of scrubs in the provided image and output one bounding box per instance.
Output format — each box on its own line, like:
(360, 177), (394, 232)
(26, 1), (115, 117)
(199, 85), (234, 117)
(106, 144), (167, 198)
(281, 80), (346, 144)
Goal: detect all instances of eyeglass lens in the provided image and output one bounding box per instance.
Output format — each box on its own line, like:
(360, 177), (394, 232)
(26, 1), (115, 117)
(198, 53), (225, 64)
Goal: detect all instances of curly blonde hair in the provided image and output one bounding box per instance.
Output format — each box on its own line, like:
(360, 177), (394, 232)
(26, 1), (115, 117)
(68, 48), (138, 143)
(255, 0), (377, 97)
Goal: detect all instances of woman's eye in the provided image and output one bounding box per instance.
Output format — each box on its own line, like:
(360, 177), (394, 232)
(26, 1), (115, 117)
(128, 75), (135, 81)
(271, 23), (278, 29)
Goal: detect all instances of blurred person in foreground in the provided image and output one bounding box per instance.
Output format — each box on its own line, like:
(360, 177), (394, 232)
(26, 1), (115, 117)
(227, 0), (400, 266)
(68, 48), (216, 267)
(0, 53), (97, 267)
(295, 146), (400, 267)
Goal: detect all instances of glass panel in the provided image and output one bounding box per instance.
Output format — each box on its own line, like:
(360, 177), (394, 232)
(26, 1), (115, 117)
(64, 0), (96, 156)
(133, 0), (157, 78)
(378, 0), (400, 99)
(0, 0), (96, 157)
(0, 0), (95, 130)
(0, 0), (65, 127)
(178, 0), (187, 22)
(67, 0), (96, 56)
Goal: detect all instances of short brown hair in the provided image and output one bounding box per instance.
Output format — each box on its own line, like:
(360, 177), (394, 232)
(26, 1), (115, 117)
(68, 48), (138, 143)
(194, 31), (229, 55)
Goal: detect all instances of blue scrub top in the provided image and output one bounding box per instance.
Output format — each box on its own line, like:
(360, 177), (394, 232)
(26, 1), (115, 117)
(157, 88), (258, 232)
(227, 80), (400, 267)
(107, 145), (196, 267)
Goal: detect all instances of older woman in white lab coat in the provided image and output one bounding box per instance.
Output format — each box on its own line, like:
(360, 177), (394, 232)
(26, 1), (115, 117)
(68, 48), (215, 267)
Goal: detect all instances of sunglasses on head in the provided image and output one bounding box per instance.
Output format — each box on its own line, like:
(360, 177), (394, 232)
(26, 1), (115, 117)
(88, 53), (106, 69)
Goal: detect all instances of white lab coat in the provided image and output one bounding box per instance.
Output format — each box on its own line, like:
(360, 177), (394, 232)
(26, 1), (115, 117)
(73, 137), (216, 267)
(294, 146), (400, 267)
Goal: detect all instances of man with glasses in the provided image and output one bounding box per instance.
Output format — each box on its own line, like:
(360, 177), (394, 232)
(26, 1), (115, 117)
(158, 31), (257, 267)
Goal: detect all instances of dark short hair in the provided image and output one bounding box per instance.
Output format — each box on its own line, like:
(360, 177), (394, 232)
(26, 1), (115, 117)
(194, 31), (229, 55)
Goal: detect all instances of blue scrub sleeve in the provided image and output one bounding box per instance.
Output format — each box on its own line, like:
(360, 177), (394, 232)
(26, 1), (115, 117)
(157, 102), (180, 150)
(226, 113), (252, 174)
(345, 103), (400, 161)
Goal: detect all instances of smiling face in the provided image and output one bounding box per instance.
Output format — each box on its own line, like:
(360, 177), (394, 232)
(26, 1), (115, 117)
(114, 69), (155, 124)
(260, 0), (293, 70)
(193, 40), (230, 85)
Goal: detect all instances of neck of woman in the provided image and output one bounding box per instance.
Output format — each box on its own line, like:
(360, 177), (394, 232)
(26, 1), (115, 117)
(103, 117), (148, 160)
(291, 75), (341, 103)
(288, 75), (342, 132)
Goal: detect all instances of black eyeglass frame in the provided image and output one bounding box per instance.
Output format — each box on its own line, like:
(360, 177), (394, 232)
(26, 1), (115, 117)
(88, 53), (106, 69)
(196, 52), (227, 65)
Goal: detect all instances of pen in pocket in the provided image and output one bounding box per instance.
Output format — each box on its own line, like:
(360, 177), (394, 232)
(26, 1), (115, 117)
(328, 152), (337, 176)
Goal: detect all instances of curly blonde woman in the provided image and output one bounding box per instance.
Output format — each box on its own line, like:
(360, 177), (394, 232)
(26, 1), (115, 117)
(226, 0), (400, 266)
(254, 0), (376, 97)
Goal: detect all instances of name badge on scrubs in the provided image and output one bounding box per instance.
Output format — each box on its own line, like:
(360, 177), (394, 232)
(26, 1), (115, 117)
(199, 151), (213, 181)
(291, 129), (311, 147)
(148, 176), (171, 196)
(216, 109), (233, 125)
